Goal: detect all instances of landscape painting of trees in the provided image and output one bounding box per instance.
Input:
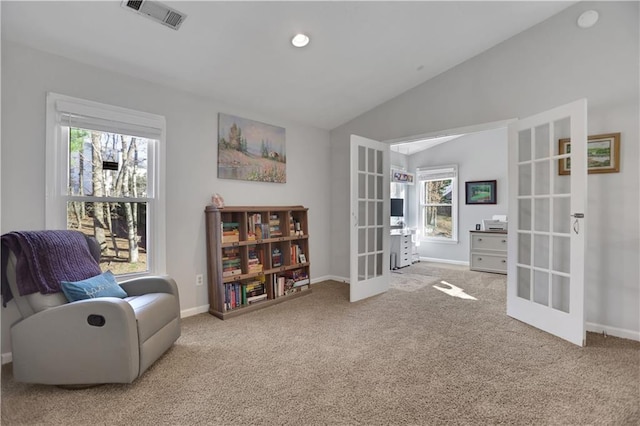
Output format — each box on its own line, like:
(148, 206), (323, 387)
(218, 113), (286, 183)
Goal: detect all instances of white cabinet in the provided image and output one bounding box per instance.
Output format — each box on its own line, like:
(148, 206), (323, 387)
(469, 231), (507, 274)
(390, 233), (413, 269)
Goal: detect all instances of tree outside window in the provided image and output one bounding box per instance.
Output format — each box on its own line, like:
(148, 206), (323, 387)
(418, 165), (457, 242)
(423, 178), (453, 238)
(67, 128), (151, 275)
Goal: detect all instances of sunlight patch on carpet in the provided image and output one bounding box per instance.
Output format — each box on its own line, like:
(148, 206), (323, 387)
(433, 281), (478, 300)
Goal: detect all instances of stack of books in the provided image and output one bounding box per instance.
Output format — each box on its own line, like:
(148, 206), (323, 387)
(269, 214), (282, 237)
(247, 248), (263, 273)
(221, 222), (240, 243)
(245, 279), (267, 304)
(222, 247), (241, 277)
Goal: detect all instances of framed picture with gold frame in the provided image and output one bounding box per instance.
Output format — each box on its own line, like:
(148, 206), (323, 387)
(558, 133), (620, 175)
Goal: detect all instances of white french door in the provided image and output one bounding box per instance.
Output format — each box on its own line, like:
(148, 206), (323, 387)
(350, 135), (390, 302)
(507, 99), (588, 346)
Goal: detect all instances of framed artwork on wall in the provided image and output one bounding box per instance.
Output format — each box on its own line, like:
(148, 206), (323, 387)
(217, 113), (286, 183)
(465, 180), (497, 205)
(558, 132), (620, 175)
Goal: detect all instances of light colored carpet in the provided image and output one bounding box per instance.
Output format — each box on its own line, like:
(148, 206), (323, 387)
(2, 263), (639, 425)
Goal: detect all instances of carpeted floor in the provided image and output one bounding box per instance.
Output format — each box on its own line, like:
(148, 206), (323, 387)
(2, 263), (639, 425)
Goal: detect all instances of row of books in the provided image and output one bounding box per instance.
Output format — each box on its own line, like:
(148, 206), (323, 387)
(225, 213), (305, 243)
(224, 279), (268, 311)
(224, 271), (310, 311)
(272, 269), (310, 298)
(247, 213), (262, 241)
(290, 244), (305, 264)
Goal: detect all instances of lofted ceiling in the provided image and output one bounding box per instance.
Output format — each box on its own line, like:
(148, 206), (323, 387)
(1, 1), (575, 130)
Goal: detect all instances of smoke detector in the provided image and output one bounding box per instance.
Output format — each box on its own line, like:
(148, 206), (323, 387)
(121, 0), (187, 30)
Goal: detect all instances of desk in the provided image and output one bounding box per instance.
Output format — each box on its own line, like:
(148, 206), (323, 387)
(390, 230), (415, 269)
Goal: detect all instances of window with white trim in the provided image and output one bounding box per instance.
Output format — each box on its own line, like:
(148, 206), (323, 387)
(46, 93), (166, 277)
(417, 165), (458, 242)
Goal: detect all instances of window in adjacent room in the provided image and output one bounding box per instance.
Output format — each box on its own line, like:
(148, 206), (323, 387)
(45, 93), (166, 277)
(417, 165), (458, 242)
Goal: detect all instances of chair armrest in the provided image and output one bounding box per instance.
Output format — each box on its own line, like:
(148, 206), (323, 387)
(11, 298), (139, 384)
(119, 275), (179, 299)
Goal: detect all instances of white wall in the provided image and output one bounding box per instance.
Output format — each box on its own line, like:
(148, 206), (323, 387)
(407, 128), (508, 263)
(330, 1), (639, 337)
(1, 41), (332, 355)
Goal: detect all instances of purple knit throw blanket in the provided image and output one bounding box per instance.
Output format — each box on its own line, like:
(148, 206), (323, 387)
(1, 230), (101, 305)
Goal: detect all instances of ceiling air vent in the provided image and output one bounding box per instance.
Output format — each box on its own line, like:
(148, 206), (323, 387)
(121, 0), (187, 31)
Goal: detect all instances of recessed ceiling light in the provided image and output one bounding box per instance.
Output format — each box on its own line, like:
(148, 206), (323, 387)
(291, 33), (310, 48)
(577, 10), (599, 29)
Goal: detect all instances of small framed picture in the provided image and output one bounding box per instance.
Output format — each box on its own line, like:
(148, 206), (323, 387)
(299, 254), (307, 263)
(465, 180), (497, 205)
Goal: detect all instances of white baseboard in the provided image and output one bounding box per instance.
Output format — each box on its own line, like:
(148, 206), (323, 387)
(180, 305), (209, 318)
(2, 352), (12, 365)
(315, 275), (350, 284)
(586, 322), (640, 342)
(420, 257), (469, 266)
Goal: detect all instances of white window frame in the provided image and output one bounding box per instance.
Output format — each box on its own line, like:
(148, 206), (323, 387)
(417, 165), (458, 243)
(45, 92), (166, 277)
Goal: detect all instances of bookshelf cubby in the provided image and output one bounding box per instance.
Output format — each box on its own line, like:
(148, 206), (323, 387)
(205, 205), (311, 319)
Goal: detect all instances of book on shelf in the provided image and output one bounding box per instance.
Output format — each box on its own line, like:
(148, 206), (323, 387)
(247, 293), (267, 304)
(222, 269), (242, 278)
(255, 223), (270, 240)
(271, 247), (282, 268)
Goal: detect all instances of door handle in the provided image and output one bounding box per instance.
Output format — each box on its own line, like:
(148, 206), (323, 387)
(571, 213), (584, 235)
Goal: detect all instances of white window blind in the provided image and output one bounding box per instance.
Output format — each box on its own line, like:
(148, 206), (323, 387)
(417, 165), (457, 181)
(56, 98), (163, 140)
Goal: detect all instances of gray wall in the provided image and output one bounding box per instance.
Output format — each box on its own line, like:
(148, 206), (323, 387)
(1, 41), (332, 355)
(330, 1), (639, 336)
(407, 128), (508, 263)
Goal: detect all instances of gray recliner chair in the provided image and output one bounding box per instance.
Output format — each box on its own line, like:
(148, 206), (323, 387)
(4, 235), (181, 385)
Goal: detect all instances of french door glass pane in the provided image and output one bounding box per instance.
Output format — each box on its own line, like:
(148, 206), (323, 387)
(517, 267), (531, 300)
(534, 124), (550, 160)
(518, 164), (532, 196)
(518, 129), (532, 162)
(518, 233), (531, 266)
(533, 270), (550, 306)
(552, 275), (570, 313)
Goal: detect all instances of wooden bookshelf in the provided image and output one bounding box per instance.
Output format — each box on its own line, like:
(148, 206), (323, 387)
(205, 205), (311, 319)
